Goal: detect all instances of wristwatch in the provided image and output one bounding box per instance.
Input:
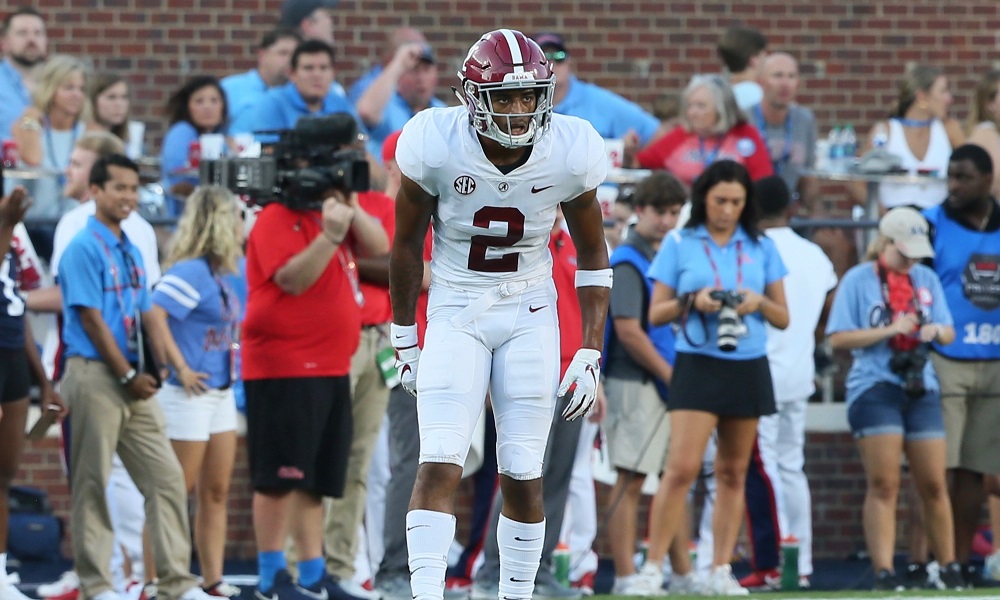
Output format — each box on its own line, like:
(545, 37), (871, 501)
(119, 368), (138, 386)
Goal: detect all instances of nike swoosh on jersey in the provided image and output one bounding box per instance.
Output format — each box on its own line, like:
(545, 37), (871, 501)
(528, 305), (547, 313)
(531, 185), (553, 193)
(513, 536), (541, 541)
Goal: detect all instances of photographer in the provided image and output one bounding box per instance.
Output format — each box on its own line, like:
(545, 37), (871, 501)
(826, 207), (961, 591)
(239, 114), (388, 600)
(639, 160), (789, 596)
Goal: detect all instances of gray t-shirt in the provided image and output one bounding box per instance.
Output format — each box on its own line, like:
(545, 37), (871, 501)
(753, 103), (817, 196)
(607, 229), (658, 382)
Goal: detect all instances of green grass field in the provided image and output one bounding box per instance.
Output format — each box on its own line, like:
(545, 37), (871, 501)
(593, 591), (1000, 599)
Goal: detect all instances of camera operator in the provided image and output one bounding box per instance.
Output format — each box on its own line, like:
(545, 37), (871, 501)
(640, 160), (789, 596)
(825, 207), (962, 591)
(240, 114), (388, 600)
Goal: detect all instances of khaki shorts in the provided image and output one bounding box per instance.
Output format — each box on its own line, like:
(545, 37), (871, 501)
(603, 377), (670, 476)
(932, 352), (1000, 473)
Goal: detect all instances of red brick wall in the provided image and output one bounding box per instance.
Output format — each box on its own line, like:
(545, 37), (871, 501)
(25, 0), (1000, 150)
(17, 431), (907, 561)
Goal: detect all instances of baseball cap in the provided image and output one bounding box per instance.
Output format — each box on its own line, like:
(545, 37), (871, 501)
(280, 0), (338, 28)
(382, 130), (402, 163)
(533, 32), (566, 53)
(417, 43), (436, 64)
(879, 207), (934, 259)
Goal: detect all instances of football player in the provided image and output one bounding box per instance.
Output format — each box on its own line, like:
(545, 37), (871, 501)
(388, 29), (611, 600)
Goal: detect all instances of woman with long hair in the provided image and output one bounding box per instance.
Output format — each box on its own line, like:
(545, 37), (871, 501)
(825, 207), (962, 591)
(638, 160), (788, 596)
(159, 76), (230, 215)
(88, 73), (144, 159)
(147, 185), (245, 599)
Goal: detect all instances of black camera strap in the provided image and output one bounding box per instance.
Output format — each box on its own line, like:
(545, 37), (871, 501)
(680, 238), (744, 348)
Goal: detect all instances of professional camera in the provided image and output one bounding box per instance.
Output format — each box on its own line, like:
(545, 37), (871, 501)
(889, 342), (930, 398)
(709, 290), (747, 352)
(199, 114), (369, 210)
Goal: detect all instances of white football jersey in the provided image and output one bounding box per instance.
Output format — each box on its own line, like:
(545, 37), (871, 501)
(396, 106), (607, 290)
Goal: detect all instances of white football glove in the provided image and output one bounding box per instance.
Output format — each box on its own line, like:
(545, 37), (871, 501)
(557, 348), (602, 421)
(391, 323), (420, 397)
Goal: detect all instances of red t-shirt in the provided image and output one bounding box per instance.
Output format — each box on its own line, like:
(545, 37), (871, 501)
(242, 203), (361, 379)
(636, 123), (774, 187)
(357, 191), (395, 326)
(550, 228), (582, 378)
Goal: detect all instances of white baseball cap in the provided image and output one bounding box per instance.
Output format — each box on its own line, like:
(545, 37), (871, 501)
(879, 207), (934, 259)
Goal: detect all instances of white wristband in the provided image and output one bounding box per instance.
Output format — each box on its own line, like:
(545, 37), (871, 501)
(390, 323), (418, 349)
(575, 268), (613, 289)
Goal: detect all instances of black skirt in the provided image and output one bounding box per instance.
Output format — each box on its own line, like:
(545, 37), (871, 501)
(668, 352), (776, 418)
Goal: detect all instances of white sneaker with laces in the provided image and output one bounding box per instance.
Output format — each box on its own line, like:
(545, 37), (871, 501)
(180, 586), (217, 600)
(705, 565), (749, 596)
(667, 571), (703, 595)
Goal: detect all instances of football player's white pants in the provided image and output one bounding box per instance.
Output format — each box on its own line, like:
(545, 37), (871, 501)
(417, 280), (559, 481)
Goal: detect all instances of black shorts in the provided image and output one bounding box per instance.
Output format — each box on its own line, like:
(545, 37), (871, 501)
(668, 352), (776, 418)
(244, 376), (353, 497)
(0, 348), (31, 403)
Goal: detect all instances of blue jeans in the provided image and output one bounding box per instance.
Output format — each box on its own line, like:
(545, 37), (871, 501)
(848, 382), (945, 440)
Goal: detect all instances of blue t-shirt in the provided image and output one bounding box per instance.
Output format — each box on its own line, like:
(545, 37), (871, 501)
(59, 217), (152, 363)
(152, 257), (245, 389)
(0, 59), (31, 141)
(221, 69), (269, 125)
(555, 76), (660, 145)
(647, 224), (787, 360)
(826, 261), (953, 406)
(0, 249), (26, 349)
(228, 82), (361, 141)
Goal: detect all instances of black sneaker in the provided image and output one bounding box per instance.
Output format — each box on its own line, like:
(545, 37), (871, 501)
(904, 562), (928, 589)
(938, 562), (965, 590)
(962, 563), (981, 589)
(873, 569), (904, 592)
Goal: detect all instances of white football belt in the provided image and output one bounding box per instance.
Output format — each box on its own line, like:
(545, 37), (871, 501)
(449, 274), (549, 328)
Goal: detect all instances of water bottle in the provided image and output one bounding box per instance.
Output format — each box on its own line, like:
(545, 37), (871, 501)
(841, 124), (857, 171)
(553, 543), (571, 587)
(781, 536), (800, 591)
(827, 126), (843, 172)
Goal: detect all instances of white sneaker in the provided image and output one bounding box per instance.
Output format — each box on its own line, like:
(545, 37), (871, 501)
(705, 565), (749, 596)
(336, 580), (379, 600)
(667, 571), (703, 595)
(616, 564), (666, 597)
(987, 549), (1000, 581)
(38, 571), (80, 598)
(180, 587), (216, 600)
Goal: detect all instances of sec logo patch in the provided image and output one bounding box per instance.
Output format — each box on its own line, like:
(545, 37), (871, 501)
(454, 176), (476, 195)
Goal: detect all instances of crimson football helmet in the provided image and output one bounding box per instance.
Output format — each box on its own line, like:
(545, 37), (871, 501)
(456, 29), (555, 148)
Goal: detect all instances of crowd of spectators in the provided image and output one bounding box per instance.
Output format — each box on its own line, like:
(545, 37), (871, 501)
(0, 3), (999, 599)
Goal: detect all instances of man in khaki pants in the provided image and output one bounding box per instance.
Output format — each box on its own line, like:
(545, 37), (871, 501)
(57, 155), (212, 600)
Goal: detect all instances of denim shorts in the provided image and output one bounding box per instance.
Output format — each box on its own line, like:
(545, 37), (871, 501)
(847, 382), (945, 440)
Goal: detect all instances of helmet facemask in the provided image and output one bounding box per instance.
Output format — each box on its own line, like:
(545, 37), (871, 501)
(459, 76), (555, 148)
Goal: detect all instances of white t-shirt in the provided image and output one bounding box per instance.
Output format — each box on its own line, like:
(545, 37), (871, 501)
(396, 106), (607, 291)
(43, 199), (161, 377)
(764, 226), (838, 401)
(732, 80), (764, 111)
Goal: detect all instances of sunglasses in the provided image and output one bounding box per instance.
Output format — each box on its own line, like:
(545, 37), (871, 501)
(544, 50), (567, 63)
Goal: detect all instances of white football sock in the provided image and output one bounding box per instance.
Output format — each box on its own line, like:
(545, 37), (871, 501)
(406, 510), (456, 600)
(498, 515), (545, 600)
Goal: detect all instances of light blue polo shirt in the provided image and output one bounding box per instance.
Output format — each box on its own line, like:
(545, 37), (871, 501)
(228, 82), (361, 141)
(647, 224), (787, 360)
(221, 69), (268, 125)
(59, 216), (152, 363)
(826, 261), (952, 406)
(348, 66), (380, 103)
(0, 59), (31, 140)
(555, 76), (660, 145)
(365, 94), (447, 160)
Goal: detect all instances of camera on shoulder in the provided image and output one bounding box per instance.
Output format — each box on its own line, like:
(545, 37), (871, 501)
(709, 290), (747, 352)
(199, 113), (370, 211)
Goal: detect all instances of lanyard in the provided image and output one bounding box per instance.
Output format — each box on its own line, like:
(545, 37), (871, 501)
(698, 136), (723, 168)
(753, 105), (792, 175)
(307, 214), (364, 306)
(93, 231), (143, 366)
(43, 117), (78, 187)
(894, 117), (933, 128)
(702, 238), (742, 290)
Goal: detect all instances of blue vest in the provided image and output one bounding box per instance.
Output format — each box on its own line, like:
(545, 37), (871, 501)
(925, 205), (1000, 360)
(604, 242), (676, 403)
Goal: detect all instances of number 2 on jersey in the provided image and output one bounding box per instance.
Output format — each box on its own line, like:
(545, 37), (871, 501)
(468, 206), (525, 272)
